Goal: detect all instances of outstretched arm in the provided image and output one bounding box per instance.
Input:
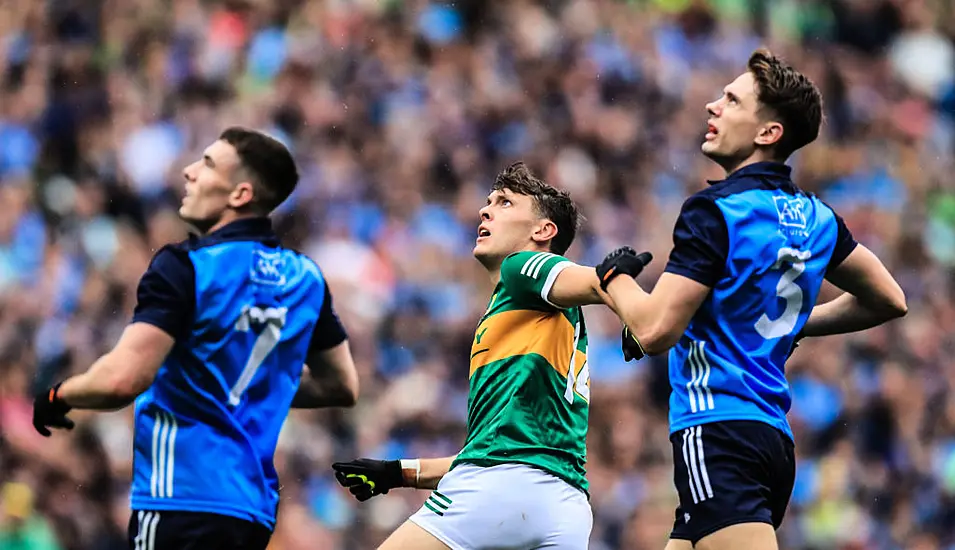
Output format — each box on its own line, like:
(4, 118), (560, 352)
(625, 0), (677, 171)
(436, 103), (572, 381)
(546, 265), (616, 309)
(332, 455), (458, 501)
(604, 272), (710, 355)
(599, 194), (724, 356)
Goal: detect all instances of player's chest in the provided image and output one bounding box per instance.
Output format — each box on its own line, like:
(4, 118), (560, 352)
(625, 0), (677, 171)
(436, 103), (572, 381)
(467, 301), (578, 379)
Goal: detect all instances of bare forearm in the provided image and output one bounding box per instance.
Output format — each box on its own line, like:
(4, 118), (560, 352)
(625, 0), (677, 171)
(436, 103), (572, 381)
(57, 354), (139, 410)
(605, 277), (669, 354)
(403, 456), (456, 490)
(803, 293), (904, 337)
(292, 373), (357, 408)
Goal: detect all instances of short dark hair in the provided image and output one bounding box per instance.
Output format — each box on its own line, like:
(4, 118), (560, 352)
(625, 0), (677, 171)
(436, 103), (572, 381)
(219, 127), (299, 214)
(491, 162), (581, 256)
(747, 48), (823, 159)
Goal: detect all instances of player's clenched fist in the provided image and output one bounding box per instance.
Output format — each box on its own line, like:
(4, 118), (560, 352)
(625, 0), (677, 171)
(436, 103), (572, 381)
(332, 459), (405, 502)
(32, 383), (75, 437)
(595, 247), (653, 291)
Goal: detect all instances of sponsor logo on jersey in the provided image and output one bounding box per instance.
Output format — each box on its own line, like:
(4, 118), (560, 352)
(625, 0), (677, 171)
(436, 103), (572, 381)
(250, 250), (287, 286)
(773, 195), (808, 232)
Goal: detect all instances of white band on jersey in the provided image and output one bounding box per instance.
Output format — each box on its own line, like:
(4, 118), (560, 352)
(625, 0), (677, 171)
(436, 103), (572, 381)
(401, 459), (421, 487)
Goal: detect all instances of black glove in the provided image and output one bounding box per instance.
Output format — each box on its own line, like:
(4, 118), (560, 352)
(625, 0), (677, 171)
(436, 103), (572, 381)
(332, 458), (405, 502)
(595, 247), (653, 292)
(33, 383), (74, 437)
(621, 326), (647, 362)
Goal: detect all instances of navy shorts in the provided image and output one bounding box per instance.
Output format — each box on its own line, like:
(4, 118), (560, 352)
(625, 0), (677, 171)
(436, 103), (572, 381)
(128, 510), (272, 550)
(669, 421), (795, 545)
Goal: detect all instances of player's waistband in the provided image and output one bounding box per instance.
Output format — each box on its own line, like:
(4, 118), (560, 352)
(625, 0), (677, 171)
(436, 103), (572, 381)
(669, 411), (793, 442)
(130, 494), (276, 530)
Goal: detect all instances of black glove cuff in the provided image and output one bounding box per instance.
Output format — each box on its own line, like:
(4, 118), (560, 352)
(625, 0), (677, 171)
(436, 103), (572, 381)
(44, 382), (70, 410)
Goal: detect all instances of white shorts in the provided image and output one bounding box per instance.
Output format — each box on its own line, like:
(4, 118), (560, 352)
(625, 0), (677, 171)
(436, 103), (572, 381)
(409, 463), (593, 550)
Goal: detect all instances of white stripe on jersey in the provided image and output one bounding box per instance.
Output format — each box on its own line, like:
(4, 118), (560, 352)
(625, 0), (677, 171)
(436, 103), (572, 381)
(695, 342), (714, 411)
(531, 254), (553, 279)
(685, 352), (700, 413)
(521, 253), (554, 278)
(150, 411), (177, 498)
(540, 261), (574, 307)
(686, 341), (714, 413)
(166, 415), (177, 498)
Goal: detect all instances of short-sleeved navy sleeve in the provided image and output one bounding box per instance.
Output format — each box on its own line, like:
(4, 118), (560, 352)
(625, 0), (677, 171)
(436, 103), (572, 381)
(664, 195), (729, 287)
(308, 282), (348, 352)
(131, 246), (195, 340)
(827, 209), (858, 272)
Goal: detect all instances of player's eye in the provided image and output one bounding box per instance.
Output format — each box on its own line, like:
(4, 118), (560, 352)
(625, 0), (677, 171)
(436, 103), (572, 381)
(502, 199), (512, 207)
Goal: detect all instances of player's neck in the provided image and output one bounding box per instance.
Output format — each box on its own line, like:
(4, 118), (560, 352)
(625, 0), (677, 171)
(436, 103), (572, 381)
(720, 150), (782, 177)
(203, 211), (259, 235)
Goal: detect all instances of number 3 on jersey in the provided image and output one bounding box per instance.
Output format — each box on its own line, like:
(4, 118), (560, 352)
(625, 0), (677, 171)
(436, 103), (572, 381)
(755, 247), (812, 340)
(230, 306), (288, 405)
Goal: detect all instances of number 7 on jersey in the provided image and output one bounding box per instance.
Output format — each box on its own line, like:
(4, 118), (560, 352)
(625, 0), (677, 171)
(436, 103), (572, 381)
(230, 306), (288, 406)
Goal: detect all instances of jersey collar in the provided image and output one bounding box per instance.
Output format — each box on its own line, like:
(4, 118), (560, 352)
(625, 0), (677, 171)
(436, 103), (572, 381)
(191, 217), (281, 248)
(706, 161), (793, 187)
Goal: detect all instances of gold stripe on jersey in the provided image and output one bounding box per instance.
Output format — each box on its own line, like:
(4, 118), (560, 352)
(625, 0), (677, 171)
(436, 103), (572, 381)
(469, 309), (587, 379)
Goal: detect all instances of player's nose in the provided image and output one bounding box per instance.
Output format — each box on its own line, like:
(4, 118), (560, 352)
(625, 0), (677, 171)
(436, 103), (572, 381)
(479, 206), (491, 220)
(706, 99), (720, 117)
(183, 163), (197, 183)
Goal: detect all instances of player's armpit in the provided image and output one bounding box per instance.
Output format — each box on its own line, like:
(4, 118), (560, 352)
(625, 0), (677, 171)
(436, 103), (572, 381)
(547, 264), (613, 309)
(607, 272), (710, 355)
(296, 340), (359, 408)
(58, 323), (174, 409)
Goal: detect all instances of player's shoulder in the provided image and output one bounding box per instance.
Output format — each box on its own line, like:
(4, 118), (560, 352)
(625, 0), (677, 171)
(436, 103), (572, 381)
(146, 239), (196, 276)
(287, 247), (327, 284)
(500, 250), (571, 280)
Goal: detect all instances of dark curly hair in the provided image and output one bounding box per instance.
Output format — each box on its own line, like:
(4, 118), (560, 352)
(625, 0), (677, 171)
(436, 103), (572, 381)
(491, 162), (582, 256)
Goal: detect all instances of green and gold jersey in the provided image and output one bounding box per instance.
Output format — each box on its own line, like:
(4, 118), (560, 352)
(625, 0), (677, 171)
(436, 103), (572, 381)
(452, 251), (591, 494)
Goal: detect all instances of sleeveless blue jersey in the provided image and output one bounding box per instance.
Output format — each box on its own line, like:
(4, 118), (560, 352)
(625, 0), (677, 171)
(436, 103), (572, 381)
(127, 218), (346, 529)
(663, 162), (857, 440)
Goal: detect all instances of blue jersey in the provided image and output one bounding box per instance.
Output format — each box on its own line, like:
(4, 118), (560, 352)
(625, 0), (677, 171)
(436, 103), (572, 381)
(128, 218), (347, 529)
(664, 162), (857, 440)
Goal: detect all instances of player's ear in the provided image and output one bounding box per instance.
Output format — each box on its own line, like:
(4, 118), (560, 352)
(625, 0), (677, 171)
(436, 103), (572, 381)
(229, 181), (255, 210)
(532, 220), (558, 247)
(755, 121), (783, 148)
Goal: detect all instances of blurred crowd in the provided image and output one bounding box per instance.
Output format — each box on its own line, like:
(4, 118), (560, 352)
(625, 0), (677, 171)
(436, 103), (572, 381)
(1, 0), (955, 548)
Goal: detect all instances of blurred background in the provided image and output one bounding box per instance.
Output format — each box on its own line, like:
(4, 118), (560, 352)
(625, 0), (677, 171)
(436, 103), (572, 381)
(0, 0), (954, 548)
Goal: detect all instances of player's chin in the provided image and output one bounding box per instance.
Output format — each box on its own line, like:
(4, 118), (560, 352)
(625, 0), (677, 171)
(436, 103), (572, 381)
(472, 244), (498, 265)
(700, 140), (719, 155)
